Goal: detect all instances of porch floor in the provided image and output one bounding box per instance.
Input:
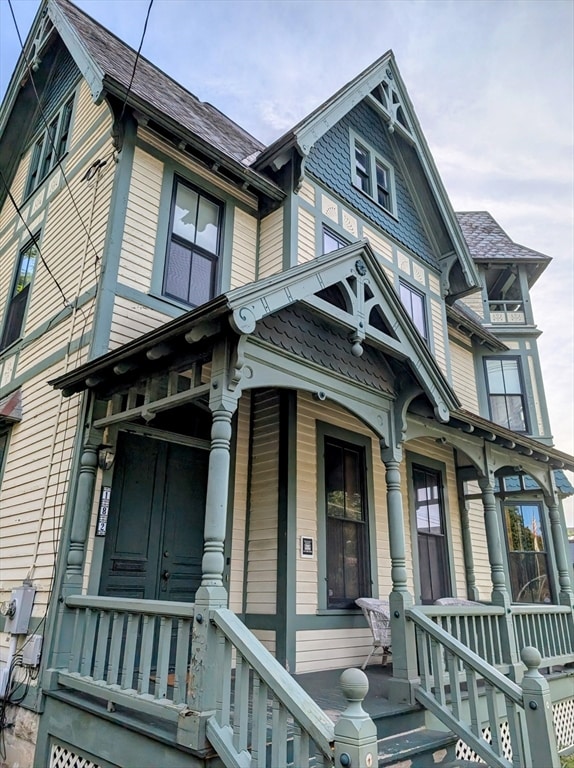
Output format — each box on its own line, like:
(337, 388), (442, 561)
(292, 662), (415, 724)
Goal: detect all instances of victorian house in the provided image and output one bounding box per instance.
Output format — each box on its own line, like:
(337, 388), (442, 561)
(0, 1), (573, 767)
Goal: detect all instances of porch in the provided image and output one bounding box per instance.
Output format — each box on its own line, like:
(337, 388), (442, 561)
(38, 593), (574, 768)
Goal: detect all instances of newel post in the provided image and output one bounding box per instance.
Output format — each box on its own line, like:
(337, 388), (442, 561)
(520, 647), (560, 768)
(334, 669), (378, 768)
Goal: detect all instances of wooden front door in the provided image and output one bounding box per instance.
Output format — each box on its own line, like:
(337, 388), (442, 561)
(100, 432), (208, 602)
(413, 465), (451, 604)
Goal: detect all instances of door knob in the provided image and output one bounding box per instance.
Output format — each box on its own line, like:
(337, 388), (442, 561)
(161, 570), (170, 581)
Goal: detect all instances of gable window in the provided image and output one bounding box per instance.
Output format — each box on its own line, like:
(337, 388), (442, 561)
(323, 226), (347, 254)
(25, 97), (74, 198)
(399, 280), (427, 340)
(163, 178), (222, 307)
(350, 132), (396, 215)
(484, 357), (527, 432)
(324, 437), (370, 608)
(504, 502), (551, 603)
(1, 237), (39, 351)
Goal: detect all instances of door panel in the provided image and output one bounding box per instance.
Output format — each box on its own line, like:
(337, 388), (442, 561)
(100, 432), (207, 602)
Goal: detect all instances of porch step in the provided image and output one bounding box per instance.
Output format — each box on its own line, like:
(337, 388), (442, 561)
(377, 727), (457, 767)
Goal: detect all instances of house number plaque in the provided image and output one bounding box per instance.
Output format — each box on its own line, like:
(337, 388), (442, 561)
(96, 486), (111, 536)
(300, 536), (314, 558)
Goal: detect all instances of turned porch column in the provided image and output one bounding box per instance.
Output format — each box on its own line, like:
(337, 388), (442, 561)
(381, 446), (418, 704)
(544, 483), (574, 607)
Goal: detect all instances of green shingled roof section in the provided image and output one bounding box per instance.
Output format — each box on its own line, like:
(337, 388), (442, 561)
(456, 211), (552, 265)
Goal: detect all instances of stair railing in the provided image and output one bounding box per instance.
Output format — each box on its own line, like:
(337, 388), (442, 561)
(407, 606), (560, 768)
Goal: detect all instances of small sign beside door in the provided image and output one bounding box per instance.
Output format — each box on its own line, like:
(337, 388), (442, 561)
(300, 536), (314, 558)
(96, 486), (111, 536)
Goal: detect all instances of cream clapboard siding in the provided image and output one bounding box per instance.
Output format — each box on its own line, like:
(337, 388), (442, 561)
(297, 206), (315, 264)
(252, 630), (276, 656)
(363, 225), (393, 263)
(117, 147), (164, 292)
(108, 295), (173, 350)
(298, 180), (315, 207)
(405, 436), (466, 600)
(430, 298), (448, 376)
(228, 394), (251, 612)
(258, 207), (283, 278)
(461, 291), (484, 318)
(230, 209), (257, 290)
(245, 390), (279, 614)
(449, 337), (479, 413)
(295, 393), (394, 672)
(0, 359), (85, 612)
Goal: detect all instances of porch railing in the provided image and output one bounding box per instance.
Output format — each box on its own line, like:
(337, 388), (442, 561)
(408, 606), (560, 768)
(208, 607), (335, 768)
(55, 595), (195, 720)
(510, 604), (574, 668)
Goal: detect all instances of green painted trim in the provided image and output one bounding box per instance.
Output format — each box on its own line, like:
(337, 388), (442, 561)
(406, 450), (456, 603)
(315, 420), (378, 612)
(275, 389), (297, 667)
(241, 391), (255, 617)
(283, 185), (297, 270)
(293, 612), (366, 631)
(0, 332), (90, 400)
(89, 117), (137, 358)
(243, 614), (278, 631)
(224, 409), (239, 593)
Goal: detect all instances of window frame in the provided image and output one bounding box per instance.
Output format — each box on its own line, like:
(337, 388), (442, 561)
(484, 356), (529, 433)
(316, 422), (377, 612)
(502, 499), (553, 604)
(322, 225), (348, 254)
(399, 279), (428, 341)
(162, 176), (223, 308)
(0, 235), (40, 352)
(349, 129), (397, 217)
(24, 95), (75, 198)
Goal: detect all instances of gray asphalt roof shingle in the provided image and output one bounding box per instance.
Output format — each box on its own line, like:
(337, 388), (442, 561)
(456, 211), (552, 263)
(53, 0), (264, 165)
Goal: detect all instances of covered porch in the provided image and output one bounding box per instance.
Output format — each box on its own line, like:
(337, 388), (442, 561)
(38, 244), (574, 767)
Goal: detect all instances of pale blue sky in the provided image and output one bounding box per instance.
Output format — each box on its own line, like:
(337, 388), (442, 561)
(1, 0), (573, 515)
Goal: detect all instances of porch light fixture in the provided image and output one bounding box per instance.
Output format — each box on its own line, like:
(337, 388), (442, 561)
(98, 445), (115, 471)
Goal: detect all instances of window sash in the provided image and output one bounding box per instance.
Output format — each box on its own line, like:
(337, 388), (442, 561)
(399, 280), (428, 340)
(351, 134), (395, 214)
(24, 97), (74, 197)
(504, 503), (552, 603)
(0, 240), (39, 351)
(485, 358), (527, 431)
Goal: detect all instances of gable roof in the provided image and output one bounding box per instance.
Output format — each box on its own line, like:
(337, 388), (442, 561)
(0, 0), (283, 207)
(252, 51), (481, 299)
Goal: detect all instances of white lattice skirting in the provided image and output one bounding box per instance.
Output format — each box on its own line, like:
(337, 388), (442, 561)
(455, 697), (574, 763)
(50, 743), (101, 768)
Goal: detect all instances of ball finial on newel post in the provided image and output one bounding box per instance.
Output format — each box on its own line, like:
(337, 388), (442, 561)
(334, 668), (378, 768)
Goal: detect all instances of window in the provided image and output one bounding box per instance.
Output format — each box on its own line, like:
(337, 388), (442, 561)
(413, 465), (450, 604)
(25, 97), (74, 197)
(324, 437), (370, 608)
(1, 238), (39, 351)
(504, 502), (552, 603)
(322, 226), (347, 254)
(485, 357), (527, 432)
(163, 179), (222, 307)
(351, 133), (395, 215)
(399, 280), (427, 340)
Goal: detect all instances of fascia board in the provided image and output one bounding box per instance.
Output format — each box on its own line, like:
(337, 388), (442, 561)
(48, 0), (105, 103)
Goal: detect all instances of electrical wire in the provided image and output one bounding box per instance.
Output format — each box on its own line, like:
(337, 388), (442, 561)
(118, 0), (155, 125)
(0, 168), (70, 308)
(7, 0), (102, 264)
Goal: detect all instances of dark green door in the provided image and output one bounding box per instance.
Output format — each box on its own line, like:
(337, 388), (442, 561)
(100, 432), (208, 602)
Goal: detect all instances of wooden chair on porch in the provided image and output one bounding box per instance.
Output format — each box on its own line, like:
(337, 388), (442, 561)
(355, 598), (392, 669)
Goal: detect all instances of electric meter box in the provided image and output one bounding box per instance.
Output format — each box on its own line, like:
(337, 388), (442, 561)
(4, 585), (36, 634)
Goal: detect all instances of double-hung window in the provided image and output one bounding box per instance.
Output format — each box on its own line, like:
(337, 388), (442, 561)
(484, 357), (528, 432)
(399, 280), (428, 340)
(1, 238), (39, 351)
(163, 179), (222, 307)
(25, 97), (74, 198)
(504, 502), (552, 603)
(324, 437), (370, 609)
(322, 226), (347, 254)
(351, 132), (396, 215)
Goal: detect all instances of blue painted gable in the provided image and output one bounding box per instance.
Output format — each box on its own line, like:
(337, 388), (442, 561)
(305, 101), (438, 268)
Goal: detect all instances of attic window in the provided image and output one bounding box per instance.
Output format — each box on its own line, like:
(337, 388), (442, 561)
(350, 131), (396, 216)
(25, 97), (74, 198)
